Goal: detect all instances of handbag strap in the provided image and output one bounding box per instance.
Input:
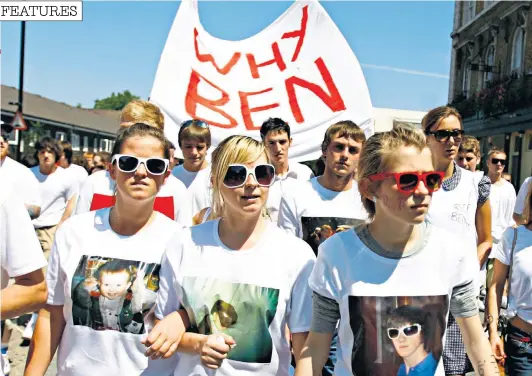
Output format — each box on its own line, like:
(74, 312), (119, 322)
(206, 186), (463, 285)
(506, 227), (519, 308)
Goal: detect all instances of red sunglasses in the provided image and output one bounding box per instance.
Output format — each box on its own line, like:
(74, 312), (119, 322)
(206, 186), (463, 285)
(368, 171), (444, 194)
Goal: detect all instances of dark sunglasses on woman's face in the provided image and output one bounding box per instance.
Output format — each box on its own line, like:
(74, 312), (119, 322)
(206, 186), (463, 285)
(180, 119), (209, 129)
(111, 154), (169, 175)
(491, 158), (506, 166)
(223, 164), (276, 188)
(387, 324), (422, 339)
(368, 171), (444, 194)
(425, 129), (465, 143)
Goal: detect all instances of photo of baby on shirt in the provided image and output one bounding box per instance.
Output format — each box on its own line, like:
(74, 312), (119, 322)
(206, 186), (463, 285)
(71, 255), (160, 334)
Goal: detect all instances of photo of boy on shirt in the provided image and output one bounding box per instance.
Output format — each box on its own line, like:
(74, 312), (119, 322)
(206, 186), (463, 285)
(71, 256), (160, 334)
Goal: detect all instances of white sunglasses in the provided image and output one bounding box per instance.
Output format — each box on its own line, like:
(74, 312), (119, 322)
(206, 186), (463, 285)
(111, 154), (169, 175)
(223, 164), (276, 188)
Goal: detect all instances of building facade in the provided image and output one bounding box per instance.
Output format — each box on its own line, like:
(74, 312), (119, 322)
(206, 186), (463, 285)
(448, 1), (532, 187)
(1, 85), (119, 165)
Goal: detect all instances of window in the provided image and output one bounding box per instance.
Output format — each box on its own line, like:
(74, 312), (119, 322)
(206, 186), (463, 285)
(463, 1), (475, 25)
(484, 45), (495, 86)
(511, 27), (525, 73)
(93, 138), (98, 151)
(463, 60), (471, 97)
(83, 136), (89, 152)
(55, 131), (66, 141)
(71, 133), (80, 151)
(100, 139), (112, 153)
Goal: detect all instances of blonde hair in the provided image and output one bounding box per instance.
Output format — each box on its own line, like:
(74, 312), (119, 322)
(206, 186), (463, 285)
(487, 147), (506, 159)
(178, 121), (211, 148)
(208, 135), (270, 220)
(422, 106), (462, 133)
(357, 123), (429, 219)
(120, 100), (165, 130)
(459, 135), (481, 158)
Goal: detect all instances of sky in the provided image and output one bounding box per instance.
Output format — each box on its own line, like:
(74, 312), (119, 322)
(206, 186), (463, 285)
(1, 1), (454, 112)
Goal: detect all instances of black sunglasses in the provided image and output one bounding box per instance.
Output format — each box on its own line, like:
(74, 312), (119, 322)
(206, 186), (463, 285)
(111, 154), (169, 175)
(181, 119), (209, 129)
(223, 164), (276, 188)
(425, 129), (465, 143)
(491, 158), (506, 166)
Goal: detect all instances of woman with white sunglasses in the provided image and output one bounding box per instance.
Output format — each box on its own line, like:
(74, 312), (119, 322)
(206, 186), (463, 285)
(26, 124), (182, 376)
(151, 135), (315, 376)
(295, 124), (497, 376)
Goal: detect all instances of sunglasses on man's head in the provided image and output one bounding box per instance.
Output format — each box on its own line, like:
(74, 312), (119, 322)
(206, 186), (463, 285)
(387, 324), (422, 339)
(111, 154), (169, 175)
(223, 164), (275, 188)
(181, 119), (209, 129)
(368, 171), (444, 194)
(491, 158), (506, 166)
(425, 129), (465, 143)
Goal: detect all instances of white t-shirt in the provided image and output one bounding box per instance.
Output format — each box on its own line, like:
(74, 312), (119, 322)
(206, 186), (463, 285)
(267, 162), (314, 224)
(309, 225), (475, 376)
(171, 165), (211, 218)
(75, 170), (192, 226)
(31, 166), (77, 228)
(0, 156), (41, 207)
(489, 179), (516, 243)
(0, 183), (47, 291)
(155, 220), (316, 376)
(514, 176), (532, 215)
(46, 208), (182, 376)
(493, 225), (532, 324)
(64, 164), (89, 194)
(277, 177), (368, 253)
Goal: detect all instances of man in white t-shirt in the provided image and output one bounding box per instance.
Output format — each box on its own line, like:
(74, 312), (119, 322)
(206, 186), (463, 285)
(31, 137), (77, 259)
(260, 118), (314, 223)
(58, 140), (88, 194)
(0, 129), (41, 219)
(171, 119), (212, 218)
(0, 184), (48, 376)
(278, 120), (369, 249)
(514, 175), (532, 225)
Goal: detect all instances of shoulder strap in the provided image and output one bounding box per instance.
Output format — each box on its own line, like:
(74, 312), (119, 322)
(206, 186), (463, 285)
(506, 227), (519, 307)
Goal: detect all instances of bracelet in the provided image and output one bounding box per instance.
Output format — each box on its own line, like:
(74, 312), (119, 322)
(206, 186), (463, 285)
(486, 314), (495, 324)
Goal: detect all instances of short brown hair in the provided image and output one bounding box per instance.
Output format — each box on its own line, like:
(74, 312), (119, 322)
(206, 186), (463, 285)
(459, 135), (481, 158)
(321, 120), (366, 153)
(58, 140), (73, 164)
(120, 100), (165, 130)
(422, 106), (462, 133)
(178, 120), (211, 148)
(523, 180), (532, 226)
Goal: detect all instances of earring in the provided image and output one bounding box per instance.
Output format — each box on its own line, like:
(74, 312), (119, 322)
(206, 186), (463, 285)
(372, 195), (378, 203)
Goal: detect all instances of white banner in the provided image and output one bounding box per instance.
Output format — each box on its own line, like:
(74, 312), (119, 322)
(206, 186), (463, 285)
(150, 0), (373, 162)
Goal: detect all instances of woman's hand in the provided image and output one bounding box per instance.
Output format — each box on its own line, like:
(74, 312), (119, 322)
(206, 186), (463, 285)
(199, 333), (236, 369)
(489, 334), (506, 363)
(142, 311), (184, 359)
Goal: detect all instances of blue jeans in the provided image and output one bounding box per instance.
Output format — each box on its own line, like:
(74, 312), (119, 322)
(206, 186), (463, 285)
(322, 331), (338, 376)
(505, 324), (532, 376)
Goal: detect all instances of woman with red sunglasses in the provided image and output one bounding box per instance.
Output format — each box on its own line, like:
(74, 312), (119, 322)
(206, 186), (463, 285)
(26, 123), (182, 375)
(147, 135), (315, 376)
(423, 106), (493, 376)
(295, 124), (497, 376)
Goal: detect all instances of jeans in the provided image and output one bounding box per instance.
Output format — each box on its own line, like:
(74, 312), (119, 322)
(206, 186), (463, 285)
(322, 331), (338, 376)
(505, 324), (532, 376)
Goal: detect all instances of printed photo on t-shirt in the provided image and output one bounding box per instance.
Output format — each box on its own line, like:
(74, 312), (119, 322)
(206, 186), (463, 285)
(71, 255), (160, 335)
(181, 276), (280, 363)
(348, 295), (448, 376)
(301, 216), (365, 255)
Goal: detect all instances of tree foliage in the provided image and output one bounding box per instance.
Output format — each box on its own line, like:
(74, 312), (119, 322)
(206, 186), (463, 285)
(93, 90), (140, 111)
